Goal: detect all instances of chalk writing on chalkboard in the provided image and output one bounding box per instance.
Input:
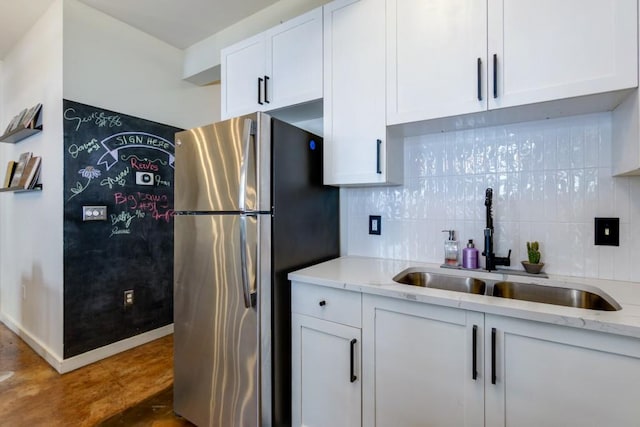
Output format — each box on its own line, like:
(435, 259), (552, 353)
(97, 132), (174, 171)
(63, 107), (123, 131)
(63, 99), (181, 358)
(68, 139), (101, 158)
(68, 166), (102, 200)
(63, 100), (179, 241)
(100, 167), (130, 189)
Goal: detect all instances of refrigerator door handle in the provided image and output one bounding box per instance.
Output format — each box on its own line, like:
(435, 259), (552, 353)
(239, 214), (257, 308)
(239, 118), (254, 212)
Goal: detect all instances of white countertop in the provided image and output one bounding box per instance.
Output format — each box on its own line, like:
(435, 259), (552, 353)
(288, 256), (640, 339)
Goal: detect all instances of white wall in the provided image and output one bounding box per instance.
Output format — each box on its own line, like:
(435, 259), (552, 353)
(0, 0), (219, 370)
(0, 0), (64, 360)
(63, 0), (219, 129)
(344, 112), (640, 281)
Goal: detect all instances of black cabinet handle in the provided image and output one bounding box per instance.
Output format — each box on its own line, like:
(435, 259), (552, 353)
(492, 54), (498, 99)
(376, 139), (382, 174)
(491, 327), (497, 384)
(318, 300), (326, 307)
(477, 58), (482, 101)
(258, 77), (264, 105)
(264, 75), (270, 104)
(472, 325), (478, 380)
(350, 338), (357, 383)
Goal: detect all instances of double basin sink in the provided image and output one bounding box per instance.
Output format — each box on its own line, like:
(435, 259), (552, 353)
(393, 268), (621, 311)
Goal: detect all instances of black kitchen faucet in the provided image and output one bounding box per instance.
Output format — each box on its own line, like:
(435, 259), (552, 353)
(482, 188), (511, 271)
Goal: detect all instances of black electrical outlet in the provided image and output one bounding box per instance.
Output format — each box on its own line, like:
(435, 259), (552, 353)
(594, 217), (619, 246)
(369, 215), (381, 235)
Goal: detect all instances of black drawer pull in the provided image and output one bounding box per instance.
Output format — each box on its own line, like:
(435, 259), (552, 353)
(264, 75), (270, 103)
(472, 324), (478, 380)
(491, 327), (497, 384)
(318, 300), (326, 307)
(477, 58), (482, 101)
(350, 338), (357, 383)
(492, 54), (498, 99)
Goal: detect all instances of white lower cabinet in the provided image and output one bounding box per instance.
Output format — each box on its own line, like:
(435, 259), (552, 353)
(291, 281), (362, 427)
(485, 314), (640, 427)
(362, 294), (640, 427)
(362, 294), (484, 427)
(292, 282), (640, 426)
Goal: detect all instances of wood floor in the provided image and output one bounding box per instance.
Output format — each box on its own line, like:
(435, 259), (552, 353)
(0, 321), (189, 426)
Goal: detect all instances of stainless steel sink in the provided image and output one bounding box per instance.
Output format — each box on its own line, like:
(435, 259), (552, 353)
(393, 268), (622, 311)
(492, 281), (622, 311)
(393, 268), (486, 295)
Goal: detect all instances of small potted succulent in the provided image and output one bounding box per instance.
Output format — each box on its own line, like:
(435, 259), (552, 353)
(522, 241), (544, 274)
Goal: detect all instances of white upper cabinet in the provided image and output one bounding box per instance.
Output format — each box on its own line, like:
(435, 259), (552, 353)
(386, 0), (488, 125)
(221, 7), (323, 120)
(387, 0), (638, 125)
(324, 0), (403, 186)
(488, 0), (638, 110)
(266, 8), (323, 111)
(221, 34), (266, 120)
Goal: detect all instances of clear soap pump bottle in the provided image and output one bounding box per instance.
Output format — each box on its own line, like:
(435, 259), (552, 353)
(442, 230), (459, 266)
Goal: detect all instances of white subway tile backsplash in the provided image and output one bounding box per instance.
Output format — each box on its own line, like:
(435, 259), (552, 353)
(343, 112), (639, 281)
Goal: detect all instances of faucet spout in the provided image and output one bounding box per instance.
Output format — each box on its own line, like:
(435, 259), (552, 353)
(485, 188), (493, 230)
(482, 187), (510, 271)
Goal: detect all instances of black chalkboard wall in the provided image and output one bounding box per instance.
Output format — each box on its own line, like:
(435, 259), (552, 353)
(63, 99), (182, 358)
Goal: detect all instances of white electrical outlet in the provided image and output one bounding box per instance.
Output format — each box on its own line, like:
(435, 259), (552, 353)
(83, 206), (107, 221)
(124, 290), (134, 307)
(369, 215), (381, 235)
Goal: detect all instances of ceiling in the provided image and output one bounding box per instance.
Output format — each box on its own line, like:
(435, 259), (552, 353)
(0, 0), (280, 60)
(0, 0), (56, 59)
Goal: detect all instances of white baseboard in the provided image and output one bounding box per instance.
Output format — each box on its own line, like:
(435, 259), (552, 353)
(0, 312), (173, 374)
(60, 324), (174, 374)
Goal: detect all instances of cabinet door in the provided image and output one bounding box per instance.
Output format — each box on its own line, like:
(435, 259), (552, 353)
(362, 295), (484, 427)
(324, 0), (400, 186)
(221, 33), (266, 119)
(265, 7), (323, 111)
(292, 313), (361, 427)
(488, 0), (638, 110)
(485, 314), (640, 427)
(386, 0), (488, 125)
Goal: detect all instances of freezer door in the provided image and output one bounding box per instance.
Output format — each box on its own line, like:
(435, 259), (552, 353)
(174, 214), (258, 427)
(174, 113), (271, 213)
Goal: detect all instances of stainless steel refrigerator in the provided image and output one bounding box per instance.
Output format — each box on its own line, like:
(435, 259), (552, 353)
(173, 112), (339, 427)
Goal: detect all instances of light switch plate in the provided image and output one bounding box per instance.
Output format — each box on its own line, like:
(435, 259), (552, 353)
(83, 205), (107, 221)
(594, 217), (619, 246)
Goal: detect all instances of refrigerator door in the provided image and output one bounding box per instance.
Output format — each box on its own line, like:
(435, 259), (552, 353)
(174, 112), (271, 213)
(174, 213), (259, 426)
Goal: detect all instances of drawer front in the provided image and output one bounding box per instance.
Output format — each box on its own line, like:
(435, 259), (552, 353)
(291, 281), (361, 327)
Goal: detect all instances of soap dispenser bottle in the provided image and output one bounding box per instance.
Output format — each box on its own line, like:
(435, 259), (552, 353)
(462, 239), (479, 269)
(442, 230), (459, 266)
